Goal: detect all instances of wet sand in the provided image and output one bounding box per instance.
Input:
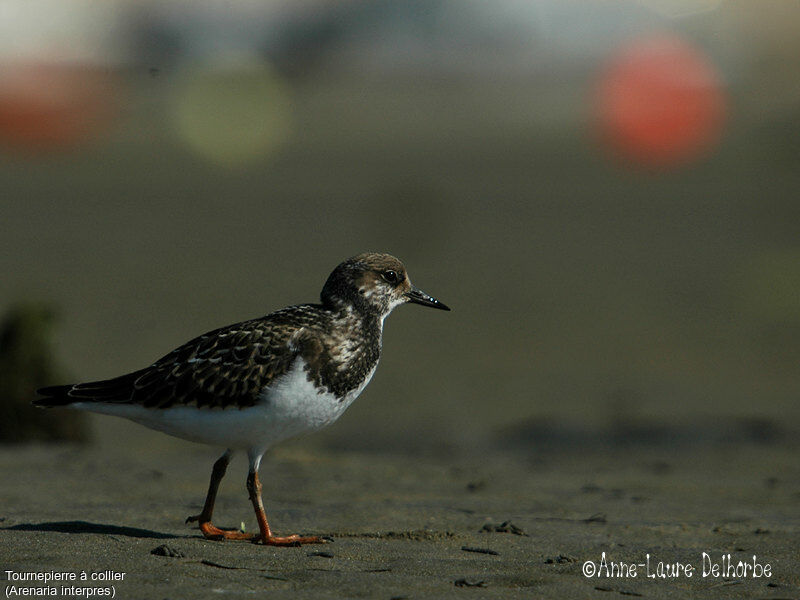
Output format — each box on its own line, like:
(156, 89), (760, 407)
(2, 417), (798, 599)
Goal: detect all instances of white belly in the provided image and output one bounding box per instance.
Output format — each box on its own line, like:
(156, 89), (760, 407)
(73, 358), (376, 452)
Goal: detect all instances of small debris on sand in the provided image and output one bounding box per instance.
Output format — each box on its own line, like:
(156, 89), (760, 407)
(544, 555), (576, 564)
(461, 546), (499, 556)
(150, 545), (185, 558)
(584, 513), (607, 524)
(480, 520), (528, 536)
(454, 578), (486, 588)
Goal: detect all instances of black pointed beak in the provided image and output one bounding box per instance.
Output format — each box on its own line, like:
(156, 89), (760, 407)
(405, 286), (450, 311)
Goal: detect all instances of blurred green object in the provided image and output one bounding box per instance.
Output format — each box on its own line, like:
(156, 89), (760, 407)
(0, 303), (89, 443)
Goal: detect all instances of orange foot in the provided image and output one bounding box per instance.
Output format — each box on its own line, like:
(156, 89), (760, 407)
(188, 517), (256, 541)
(253, 534), (329, 547)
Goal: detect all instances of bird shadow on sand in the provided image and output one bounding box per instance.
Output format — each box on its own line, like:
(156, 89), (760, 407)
(3, 520), (182, 539)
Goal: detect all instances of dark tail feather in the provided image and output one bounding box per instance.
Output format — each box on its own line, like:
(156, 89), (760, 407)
(34, 371), (143, 407)
(34, 385), (78, 407)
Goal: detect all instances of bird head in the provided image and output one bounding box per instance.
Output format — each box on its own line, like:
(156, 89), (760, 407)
(321, 253), (450, 318)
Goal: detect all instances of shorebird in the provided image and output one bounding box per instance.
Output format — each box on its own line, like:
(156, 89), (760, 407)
(34, 253), (449, 546)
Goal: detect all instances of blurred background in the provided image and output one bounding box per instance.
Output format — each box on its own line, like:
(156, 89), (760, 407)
(1, 0), (799, 455)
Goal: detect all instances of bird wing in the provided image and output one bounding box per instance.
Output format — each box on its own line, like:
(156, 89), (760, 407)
(36, 307), (326, 410)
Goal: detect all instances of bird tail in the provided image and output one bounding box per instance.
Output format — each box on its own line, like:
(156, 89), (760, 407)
(33, 385), (77, 407)
(34, 371), (143, 408)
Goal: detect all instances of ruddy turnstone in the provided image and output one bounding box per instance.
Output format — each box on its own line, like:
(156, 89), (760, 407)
(34, 253), (449, 546)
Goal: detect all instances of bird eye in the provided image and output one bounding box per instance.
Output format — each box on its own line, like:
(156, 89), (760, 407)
(381, 270), (400, 284)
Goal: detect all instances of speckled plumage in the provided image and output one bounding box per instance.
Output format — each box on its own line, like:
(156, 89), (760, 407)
(38, 303), (380, 411)
(36, 253), (447, 413)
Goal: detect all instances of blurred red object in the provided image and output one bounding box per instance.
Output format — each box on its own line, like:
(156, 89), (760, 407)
(0, 62), (117, 152)
(595, 33), (726, 169)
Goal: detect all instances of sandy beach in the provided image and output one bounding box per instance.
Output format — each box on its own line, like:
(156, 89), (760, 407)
(2, 415), (798, 599)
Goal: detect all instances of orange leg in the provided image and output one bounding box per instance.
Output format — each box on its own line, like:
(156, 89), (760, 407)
(246, 469), (326, 546)
(186, 451), (255, 541)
